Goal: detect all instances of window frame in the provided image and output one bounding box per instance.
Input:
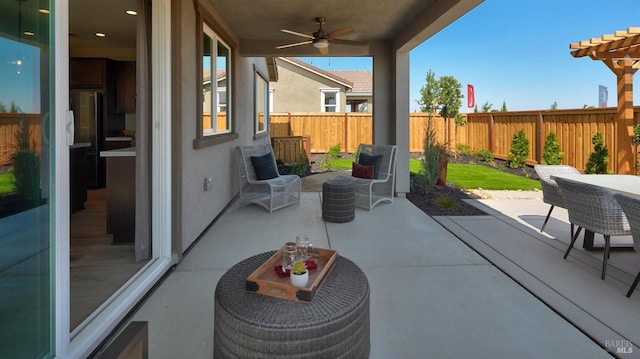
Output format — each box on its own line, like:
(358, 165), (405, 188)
(320, 88), (340, 112)
(193, 5), (237, 149)
(254, 66), (269, 137)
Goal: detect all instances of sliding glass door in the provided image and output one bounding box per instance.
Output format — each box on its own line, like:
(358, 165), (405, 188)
(0, 0), (54, 357)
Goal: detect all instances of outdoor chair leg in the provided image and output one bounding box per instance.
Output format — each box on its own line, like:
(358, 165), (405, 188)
(540, 205), (554, 233)
(627, 271), (640, 297)
(570, 224), (574, 239)
(563, 227), (582, 259)
(601, 235), (610, 280)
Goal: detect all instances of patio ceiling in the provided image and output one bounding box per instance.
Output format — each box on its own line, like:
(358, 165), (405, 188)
(211, 0), (483, 57)
(62, 0), (483, 59)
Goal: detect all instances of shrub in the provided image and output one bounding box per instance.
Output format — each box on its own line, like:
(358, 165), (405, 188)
(290, 156), (310, 176)
(415, 120), (444, 192)
(436, 195), (456, 210)
(327, 143), (342, 160)
(542, 132), (564, 165)
(475, 149), (493, 162)
(585, 132), (608, 174)
(507, 129), (529, 168)
(456, 143), (472, 156)
(318, 143), (342, 172)
(11, 118), (40, 205)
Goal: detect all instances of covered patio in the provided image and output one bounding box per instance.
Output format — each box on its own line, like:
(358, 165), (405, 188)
(123, 190), (639, 358)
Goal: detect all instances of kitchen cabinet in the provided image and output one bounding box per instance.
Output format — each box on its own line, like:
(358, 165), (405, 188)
(70, 58), (105, 88)
(100, 147), (136, 245)
(116, 61), (136, 113)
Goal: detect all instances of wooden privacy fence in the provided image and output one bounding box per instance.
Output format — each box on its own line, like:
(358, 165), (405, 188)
(270, 109), (640, 173)
(271, 135), (311, 165)
(0, 114), (42, 167)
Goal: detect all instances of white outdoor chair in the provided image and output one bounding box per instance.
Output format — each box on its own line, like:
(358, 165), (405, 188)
(555, 177), (631, 280)
(534, 165), (580, 236)
(349, 144), (397, 211)
(613, 193), (640, 297)
(237, 144), (301, 213)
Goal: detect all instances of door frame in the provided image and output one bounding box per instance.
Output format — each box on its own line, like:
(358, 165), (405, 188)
(54, 0), (174, 357)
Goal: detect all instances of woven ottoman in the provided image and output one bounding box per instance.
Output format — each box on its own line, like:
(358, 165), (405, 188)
(214, 252), (370, 358)
(322, 177), (356, 223)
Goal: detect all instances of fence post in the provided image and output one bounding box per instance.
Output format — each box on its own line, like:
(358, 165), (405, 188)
(489, 113), (495, 154)
(343, 113), (349, 153)
(536, 111), (544, 164)
(288, 112), (292, 136)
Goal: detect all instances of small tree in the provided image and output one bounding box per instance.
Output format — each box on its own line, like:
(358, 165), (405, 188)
(499, 100), (508, 112)
(415, 121), (441, 192)
(507, 129), (529, 168)
(585, 132), (609, 174)
(550, 101), (558, 110)
(11, 118), (40, 205)
(542, 132), (564, 165)
(481, 101), (492, 113)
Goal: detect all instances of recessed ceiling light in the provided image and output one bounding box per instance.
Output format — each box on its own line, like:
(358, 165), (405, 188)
(125, 10), (137, 15)
(38, 8), (50, 14)
(95, 32), (106, 37)
(23, 31), (35, 36)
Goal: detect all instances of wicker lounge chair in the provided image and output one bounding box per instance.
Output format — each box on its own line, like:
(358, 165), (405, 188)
(612, 193), (640, 297)
(555, 177), (631, 280)
(237, 144), (301, 213)
(349, 144), (397, 211)
(533, 165), (580, 235)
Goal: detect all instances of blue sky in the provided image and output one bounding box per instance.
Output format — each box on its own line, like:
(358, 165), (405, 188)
(299, 0), (640, 112)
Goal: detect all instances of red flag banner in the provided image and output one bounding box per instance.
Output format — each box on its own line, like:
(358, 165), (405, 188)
(467, 84), (475, 108)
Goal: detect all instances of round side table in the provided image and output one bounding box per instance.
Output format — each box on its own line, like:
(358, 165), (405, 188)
(214, 252), (370, 358)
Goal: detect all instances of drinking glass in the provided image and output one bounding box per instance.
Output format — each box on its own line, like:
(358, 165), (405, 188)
(295, 234), (310, 261)
(282, 242), (296, 270)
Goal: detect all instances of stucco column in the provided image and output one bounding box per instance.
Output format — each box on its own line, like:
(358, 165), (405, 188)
(372, 42), (410, 195)
(372, 41), (394, 145)
(394, 51), (410, 195)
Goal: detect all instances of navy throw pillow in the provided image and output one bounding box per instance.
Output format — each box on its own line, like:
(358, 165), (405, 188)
(358, 153), (383, 179)
(251, 153), (278, 180)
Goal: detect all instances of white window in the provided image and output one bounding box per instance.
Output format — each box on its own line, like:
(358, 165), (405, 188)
(321, 89), (340, 112)
(202, 23), (231, 136)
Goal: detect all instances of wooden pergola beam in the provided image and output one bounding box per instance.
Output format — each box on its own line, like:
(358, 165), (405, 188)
(570, 27), (640, 174)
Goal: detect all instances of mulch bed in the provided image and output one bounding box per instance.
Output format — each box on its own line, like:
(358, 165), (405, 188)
(299, 153), (537, 217)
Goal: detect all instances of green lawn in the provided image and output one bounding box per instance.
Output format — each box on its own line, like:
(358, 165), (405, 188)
(330, 158), (541, 191)
(0, 172), (14, 194)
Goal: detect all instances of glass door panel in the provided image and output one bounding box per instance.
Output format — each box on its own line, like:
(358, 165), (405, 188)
(0, 0), (54, 357)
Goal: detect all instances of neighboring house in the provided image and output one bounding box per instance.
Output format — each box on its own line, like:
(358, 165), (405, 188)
(270, 57), (373, 113)
(0, 1), (483, 357)
(330, 70), (373, 112)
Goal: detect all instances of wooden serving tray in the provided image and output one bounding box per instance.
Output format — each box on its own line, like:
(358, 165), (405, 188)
(246, 248), (337, 303)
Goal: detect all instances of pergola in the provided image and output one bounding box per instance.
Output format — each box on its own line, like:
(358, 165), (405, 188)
(570, 27), (640, 174)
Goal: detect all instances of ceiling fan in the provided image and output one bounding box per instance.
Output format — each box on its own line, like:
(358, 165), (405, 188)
(276, 17), (368, 54)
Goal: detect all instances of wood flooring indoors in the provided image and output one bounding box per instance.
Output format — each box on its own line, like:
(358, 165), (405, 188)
(70, 189), (147, 330)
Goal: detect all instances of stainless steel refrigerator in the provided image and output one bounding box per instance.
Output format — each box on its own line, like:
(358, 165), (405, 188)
(70, 90), (103, 189)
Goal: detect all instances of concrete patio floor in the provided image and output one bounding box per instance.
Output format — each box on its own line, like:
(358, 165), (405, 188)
(123, 190), (640, 358)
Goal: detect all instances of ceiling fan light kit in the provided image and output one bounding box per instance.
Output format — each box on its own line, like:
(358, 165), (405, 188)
(277, 17), (367, 54)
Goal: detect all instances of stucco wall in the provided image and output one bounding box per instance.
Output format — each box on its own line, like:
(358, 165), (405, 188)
(178, 0), (270, 251)
(270, 61), (347, 112)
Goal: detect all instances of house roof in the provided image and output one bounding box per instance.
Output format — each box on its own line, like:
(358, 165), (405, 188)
(328, 71), (372, 95)
(202, 70), (227, 83)
(278, 57), (353, 89)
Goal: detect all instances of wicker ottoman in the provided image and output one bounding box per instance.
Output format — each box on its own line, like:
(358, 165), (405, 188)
(322, 177), (356, 223)
(214, 252), (370, 358)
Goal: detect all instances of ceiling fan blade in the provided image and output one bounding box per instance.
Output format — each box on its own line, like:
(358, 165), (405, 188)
(327, 27), (352, 39)
(276, 41), (313, 49)
(318, 46), (329, 55)
(281, 29), (314, 39)
(331, 38), (368, 46)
